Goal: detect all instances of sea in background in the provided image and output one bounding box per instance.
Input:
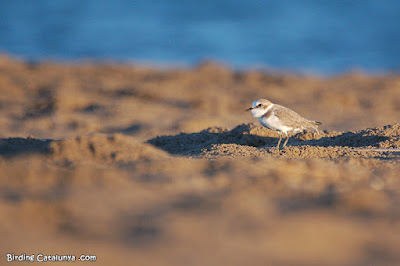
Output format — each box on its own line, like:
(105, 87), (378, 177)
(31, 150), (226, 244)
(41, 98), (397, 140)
(0, 0), (399, 75)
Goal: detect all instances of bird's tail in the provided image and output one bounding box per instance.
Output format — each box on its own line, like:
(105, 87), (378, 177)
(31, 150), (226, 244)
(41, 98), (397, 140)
(307, 120), (322, 134)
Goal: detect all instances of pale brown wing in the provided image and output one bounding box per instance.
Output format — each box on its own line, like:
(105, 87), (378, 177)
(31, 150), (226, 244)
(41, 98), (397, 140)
(272, 105), (309, 128)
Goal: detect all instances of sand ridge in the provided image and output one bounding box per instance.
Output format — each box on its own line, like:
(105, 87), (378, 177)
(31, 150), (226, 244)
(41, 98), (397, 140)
(149, 123), (400, 160)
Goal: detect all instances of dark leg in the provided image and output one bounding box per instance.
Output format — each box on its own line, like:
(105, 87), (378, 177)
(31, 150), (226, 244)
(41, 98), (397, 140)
(283, 132), (289, 147)
(276, 133), (282, 148)
(313, 127), (320, 137)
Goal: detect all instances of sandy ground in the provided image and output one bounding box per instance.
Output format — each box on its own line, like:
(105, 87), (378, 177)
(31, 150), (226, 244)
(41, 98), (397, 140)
(1, 54), (400, 265)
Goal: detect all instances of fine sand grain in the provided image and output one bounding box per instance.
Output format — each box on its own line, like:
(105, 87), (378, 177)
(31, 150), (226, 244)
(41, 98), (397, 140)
(1, 55), (400, 265)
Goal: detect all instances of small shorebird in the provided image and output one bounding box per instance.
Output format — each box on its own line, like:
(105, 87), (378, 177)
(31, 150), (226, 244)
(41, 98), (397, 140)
(246, 99), (321, 148)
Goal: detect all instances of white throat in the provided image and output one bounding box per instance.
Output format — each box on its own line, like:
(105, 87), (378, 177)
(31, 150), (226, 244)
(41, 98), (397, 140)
(251, 103), (274, 118)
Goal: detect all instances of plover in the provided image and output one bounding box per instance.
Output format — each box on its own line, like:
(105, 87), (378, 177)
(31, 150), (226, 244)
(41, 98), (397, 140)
(246, 99), (321, 148)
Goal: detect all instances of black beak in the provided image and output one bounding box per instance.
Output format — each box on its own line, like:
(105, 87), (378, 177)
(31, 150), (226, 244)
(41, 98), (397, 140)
(245, 107), (254, 111)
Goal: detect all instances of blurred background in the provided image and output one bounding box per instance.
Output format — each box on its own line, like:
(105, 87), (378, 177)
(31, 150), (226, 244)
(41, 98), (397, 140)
(1, 0), (400, 75)
(2, 2), (400, 265)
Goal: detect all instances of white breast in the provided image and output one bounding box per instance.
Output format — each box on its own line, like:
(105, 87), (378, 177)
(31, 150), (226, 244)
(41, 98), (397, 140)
(258, 115), (294, 133)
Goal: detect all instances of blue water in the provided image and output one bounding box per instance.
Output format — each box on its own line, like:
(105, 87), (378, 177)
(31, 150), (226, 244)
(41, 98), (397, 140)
(1, 0), (399, 74)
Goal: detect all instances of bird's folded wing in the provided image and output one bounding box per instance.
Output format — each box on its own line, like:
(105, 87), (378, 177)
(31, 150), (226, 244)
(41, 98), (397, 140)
(272, 105), (306, 128)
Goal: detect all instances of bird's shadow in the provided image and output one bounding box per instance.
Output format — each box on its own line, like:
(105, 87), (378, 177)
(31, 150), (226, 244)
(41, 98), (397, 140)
(147, 124), (390, 156)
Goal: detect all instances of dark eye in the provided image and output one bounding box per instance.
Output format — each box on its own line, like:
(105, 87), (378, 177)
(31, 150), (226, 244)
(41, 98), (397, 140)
(258, 104), (262, 107)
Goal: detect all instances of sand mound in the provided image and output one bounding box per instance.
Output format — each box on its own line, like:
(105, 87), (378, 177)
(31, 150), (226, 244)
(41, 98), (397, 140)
(148, 123), (400, 160)
(50, 134), (169, 162)
(0, 134), (169, 163)
(2, 123), (399, 163)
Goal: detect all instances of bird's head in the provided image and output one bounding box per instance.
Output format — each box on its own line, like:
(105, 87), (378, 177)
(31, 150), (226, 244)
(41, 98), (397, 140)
(245, 99), (273, 118)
